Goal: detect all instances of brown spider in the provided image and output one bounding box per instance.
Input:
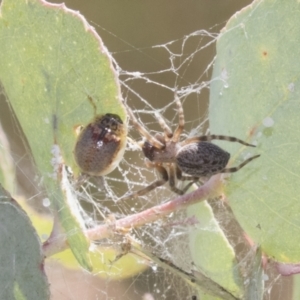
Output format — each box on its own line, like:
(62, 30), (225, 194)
(122, 95), (260, 199)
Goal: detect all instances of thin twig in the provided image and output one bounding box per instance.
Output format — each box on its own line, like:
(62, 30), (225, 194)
(43, 174), (222, 257)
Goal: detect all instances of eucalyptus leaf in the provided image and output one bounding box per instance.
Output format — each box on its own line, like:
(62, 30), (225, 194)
(188, 201), (243, 300)
(0, 0), (127, 270)
(210, 0), (300, 263)
(0, 185), (49, 300)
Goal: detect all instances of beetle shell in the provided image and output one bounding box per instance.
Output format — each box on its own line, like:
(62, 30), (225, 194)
(176, 142), (230, 177)
(74, 113), (126, 176)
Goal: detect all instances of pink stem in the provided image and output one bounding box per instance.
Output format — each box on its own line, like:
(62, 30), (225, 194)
(43, 175), (222, 257)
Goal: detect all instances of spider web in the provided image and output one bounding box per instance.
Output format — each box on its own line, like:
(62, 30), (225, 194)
(64, 29), (212, 299)
(0, 0), (292, 299)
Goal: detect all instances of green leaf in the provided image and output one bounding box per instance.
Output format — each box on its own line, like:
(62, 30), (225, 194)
(244, 247), (264, 300)
(293, 274), (300, 300)
(0, 185), (49, 300)
(0, 0), (126, 270)
(188, 201), (243, 299)
(0, 121), (15, 194)
(210, 0), (300, 263)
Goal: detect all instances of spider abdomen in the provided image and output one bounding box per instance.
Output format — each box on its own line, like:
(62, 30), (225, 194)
(176, 142), (230, 177)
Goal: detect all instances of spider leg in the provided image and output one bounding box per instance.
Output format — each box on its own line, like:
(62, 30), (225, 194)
(168, 164), (186, 195)
(221, 154), (260, 174)
(176, 166), (201, 193)
(126, 104), (164, 149)
(181, 134), (257, 147)
(172, 94), (185, 143)
(120, 165), (168, 201)
(166, 165), (200, 195)
(175, 166), (199, 182)
(155, 111), (173, 141)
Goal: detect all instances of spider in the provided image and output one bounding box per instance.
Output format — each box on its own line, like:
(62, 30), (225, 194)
(122, 95), (260, 200)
